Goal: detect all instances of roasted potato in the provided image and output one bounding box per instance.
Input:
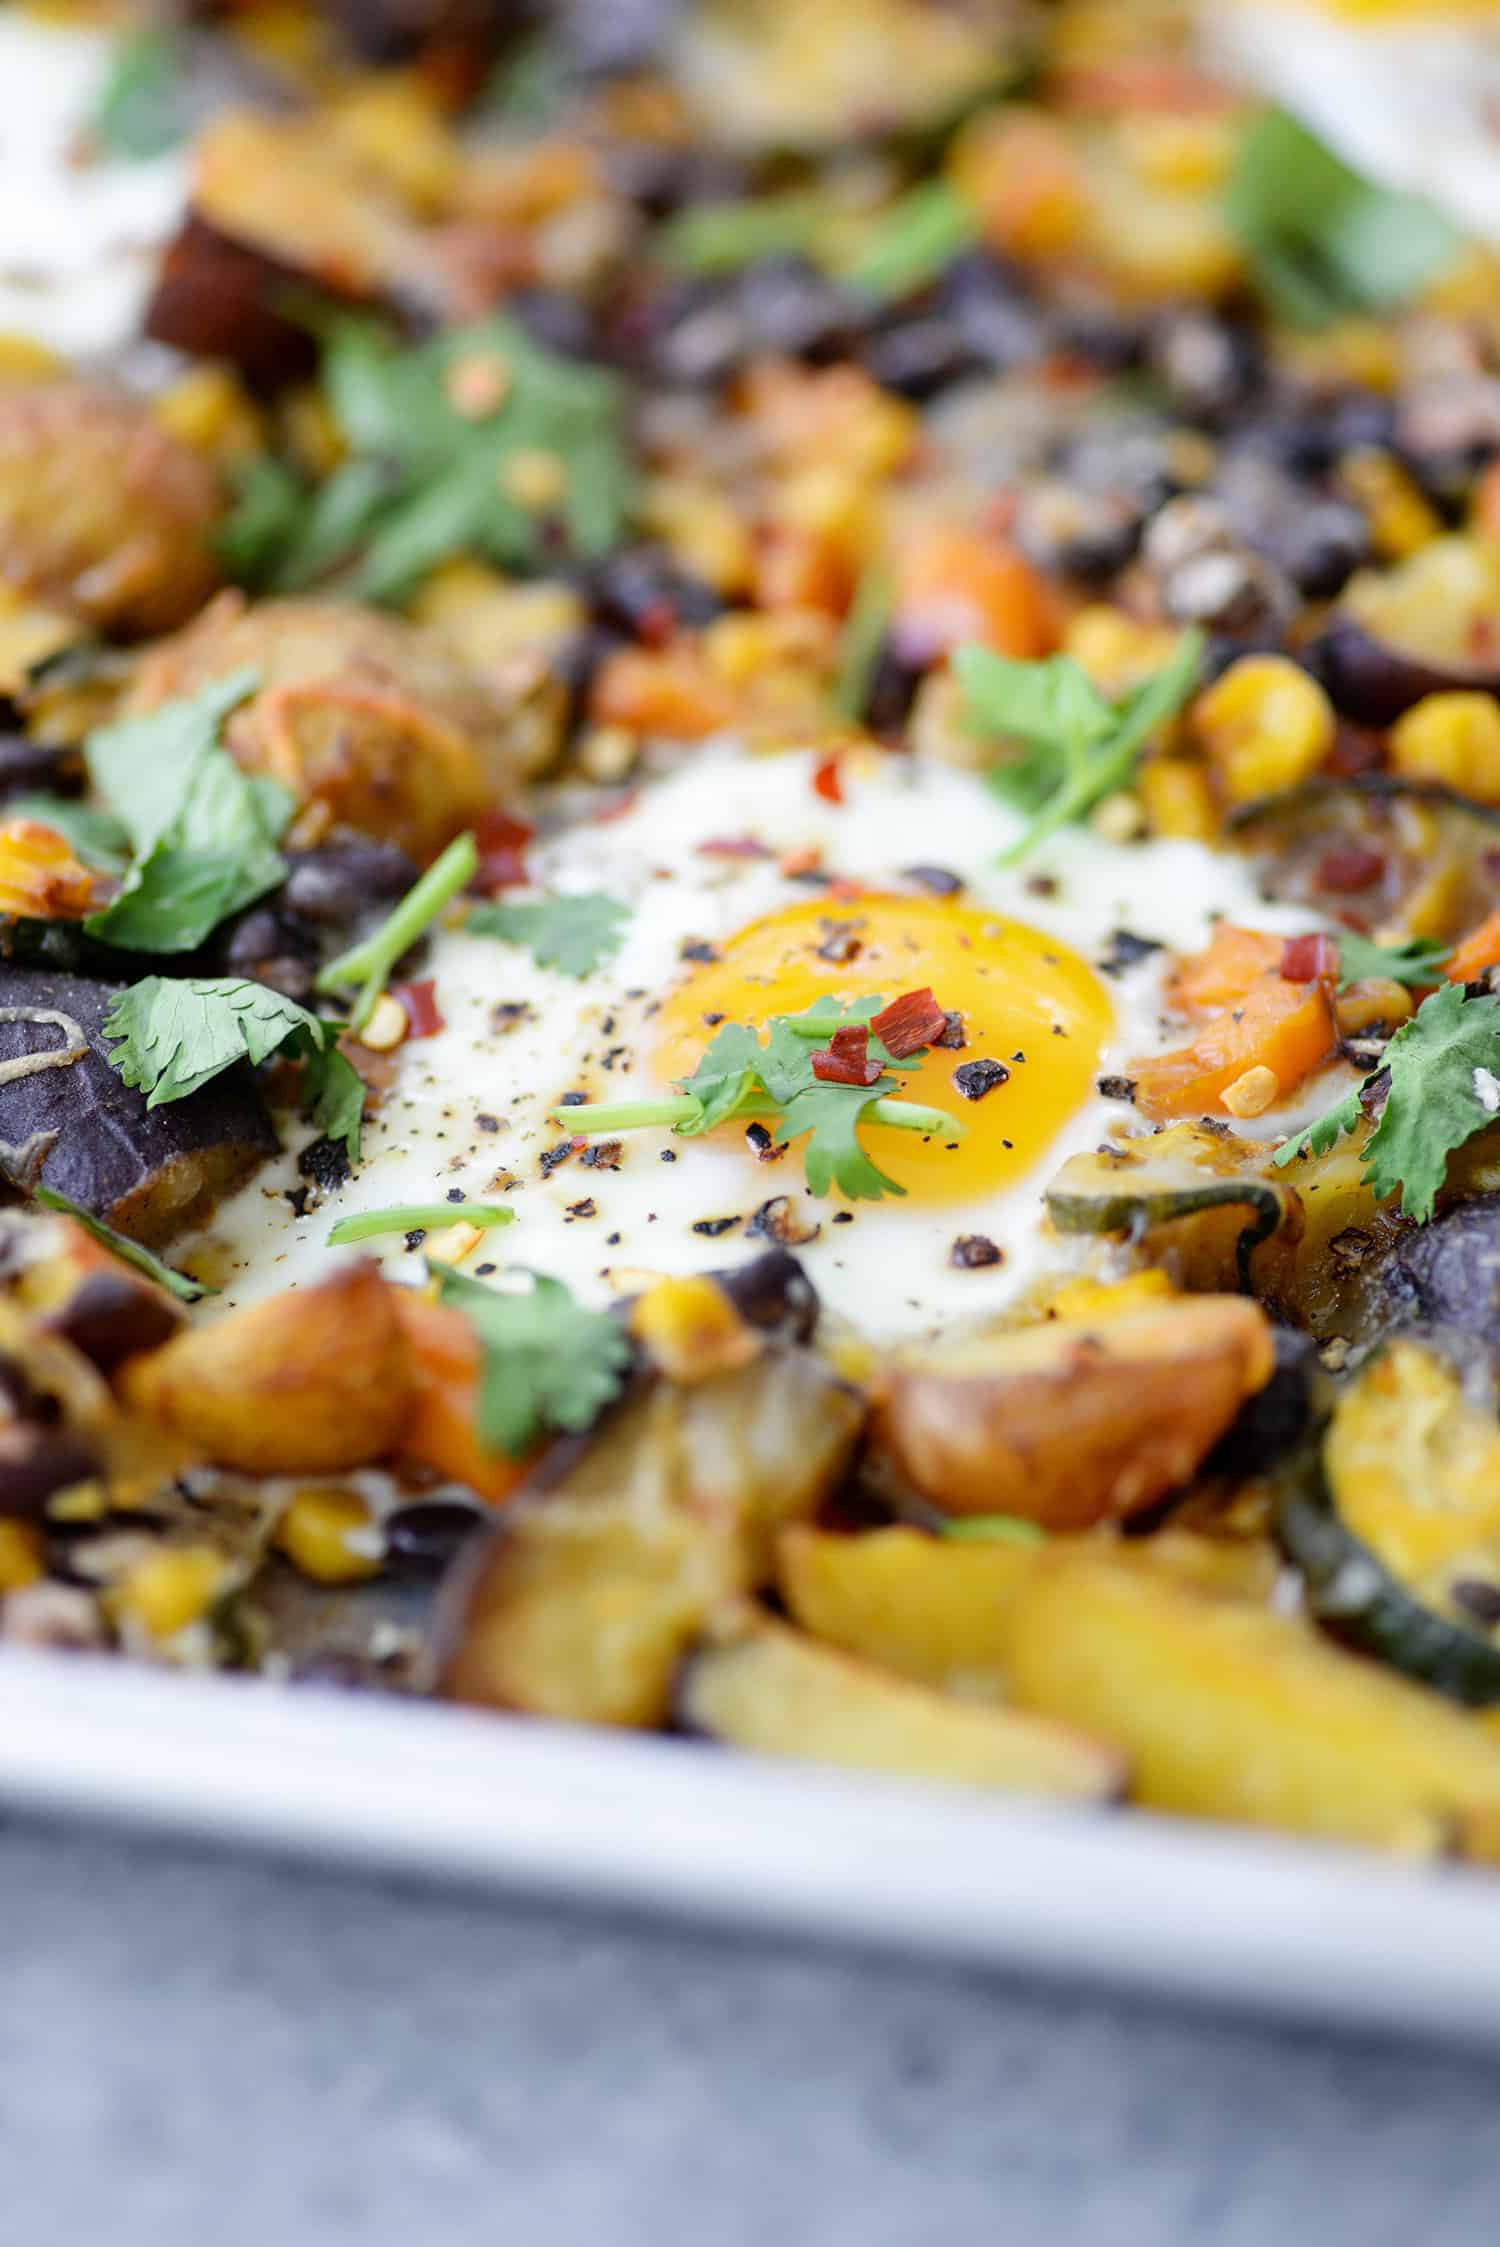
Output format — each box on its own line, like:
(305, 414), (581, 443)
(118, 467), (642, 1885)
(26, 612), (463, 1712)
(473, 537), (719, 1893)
(124, 1262), (415, 1474)
(439, 1348), (865, 1726)
(676, 1605), (1124, 1801)
(0, 382), (221, 636)
(875, 1295), (1275, 1529)
(777, 1523), (1035, 1699)
(128, 593), (545, 860)
(1001, 1546), (1500, 1853)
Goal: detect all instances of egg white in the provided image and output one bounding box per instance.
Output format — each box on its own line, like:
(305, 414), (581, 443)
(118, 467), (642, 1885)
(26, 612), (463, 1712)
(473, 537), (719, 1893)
(198, 744), (1318, 1342)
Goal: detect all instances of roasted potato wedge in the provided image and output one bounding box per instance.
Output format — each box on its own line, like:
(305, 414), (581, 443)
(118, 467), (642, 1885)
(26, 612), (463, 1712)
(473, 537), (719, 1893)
(1001, 1547), (1500, 1852)
(875, 1295), (1275, 1529)
(777, 1524), (1035, 1699)
(677, 1606), (1124, 1801)
(440, 1348), (865, 1727)
(124, 1263), (414, 1473)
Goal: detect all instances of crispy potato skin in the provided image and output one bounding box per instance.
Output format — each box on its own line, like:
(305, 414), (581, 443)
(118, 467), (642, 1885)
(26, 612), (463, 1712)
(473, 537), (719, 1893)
(124, 1262), (415, 1473)
(0, 383), (222, 635)
(129, 594), (535, 860)
(875, 1295), (1275, 1529)
(1001, 1549), (1500, 1849)
(439, 1349), (866, 1727)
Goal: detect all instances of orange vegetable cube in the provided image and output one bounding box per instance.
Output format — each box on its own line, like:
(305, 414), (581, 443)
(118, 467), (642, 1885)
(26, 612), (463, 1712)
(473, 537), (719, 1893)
(1132, 973), (1337, 1122)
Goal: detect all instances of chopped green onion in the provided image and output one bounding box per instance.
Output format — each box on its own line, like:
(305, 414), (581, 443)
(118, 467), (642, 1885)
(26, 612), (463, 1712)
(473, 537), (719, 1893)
(939, 1515), (1047, 1549)
(328, 1203), (516, 1246)
(832, 564), (893, 723)
(33, 1186), (214, 1303)
(843, 181), (979, 300)
(316, 830), (477, 1030)
(660, 190), (830, 277)
(551, 1093), (963, 1138)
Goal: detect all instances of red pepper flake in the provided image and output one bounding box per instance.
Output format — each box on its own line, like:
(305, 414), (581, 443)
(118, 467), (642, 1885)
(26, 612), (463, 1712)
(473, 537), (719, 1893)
(473, 810), (534, 895)
(394, 977), (445, 1039)
(870, 986), (948, 1059)
(697, 835), (773, 859)
(824, 877), (864, 905)
(1280, 932), (1339, 983)
(811, 1025), (883, 1087)
(593, 789), (640, 824)
(1315, 844), (1386, 893)
(1325, 726), (1384, 780)
(812, 755), (844, 806)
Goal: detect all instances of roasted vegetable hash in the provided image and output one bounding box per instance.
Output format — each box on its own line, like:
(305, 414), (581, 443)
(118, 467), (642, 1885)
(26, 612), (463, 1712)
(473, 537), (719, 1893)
(7, 0), (1500, 1861)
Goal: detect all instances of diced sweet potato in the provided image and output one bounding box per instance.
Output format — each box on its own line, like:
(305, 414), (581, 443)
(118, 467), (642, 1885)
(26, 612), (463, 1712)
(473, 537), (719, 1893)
(874, 1296), (1275, 1529)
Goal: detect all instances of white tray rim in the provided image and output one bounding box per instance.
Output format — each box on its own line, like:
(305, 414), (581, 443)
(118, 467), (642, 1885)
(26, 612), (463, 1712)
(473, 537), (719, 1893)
(2, 1643), (1499, 2044)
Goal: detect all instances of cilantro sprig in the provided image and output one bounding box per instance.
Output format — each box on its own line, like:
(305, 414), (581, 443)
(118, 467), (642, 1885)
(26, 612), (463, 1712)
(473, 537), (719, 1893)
(317, 831), (477, 1032)
(1225, 109), (1460, 331)
(956, 630), (1204, 865)
(328, 1203), (515, 1246)
(431, 1264), (632, 1456)
(1335, 931), (1451, 992)
(1273, 981), (1500, 1221)
(219, 312), (634, 602)
(469, 891), (629, 979)
(83, 671), (293, 953)
(844, 180), (980, 300)
(103, 978), (364, 1162)
(555, 996), (963, 1203)
(90, 26), (192, 161)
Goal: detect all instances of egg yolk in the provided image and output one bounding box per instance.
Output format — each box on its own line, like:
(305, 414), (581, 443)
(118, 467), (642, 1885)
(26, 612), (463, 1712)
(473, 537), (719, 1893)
(652, 894), (1114, 1206)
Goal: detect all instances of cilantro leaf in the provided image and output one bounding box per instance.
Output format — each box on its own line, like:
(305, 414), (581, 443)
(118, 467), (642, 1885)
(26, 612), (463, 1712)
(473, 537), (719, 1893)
(675, 1020), (769, 1132)
(1274, 981), (1500, 1220)
(774, 1079), (904, 1201)
(1336, 931), (1451, 992)
(468, 892), (629, 979)
(91, 27), (191, 161)
(102, 978), (363, 1159)
(222, 314), (634, 602)
(432, 1265), (632, 1457)
(1225, 109), (1460, 331)
(32, 1186), (213, 1303)
(84, 671), (292, 953)
(957, 631), (1204, 863)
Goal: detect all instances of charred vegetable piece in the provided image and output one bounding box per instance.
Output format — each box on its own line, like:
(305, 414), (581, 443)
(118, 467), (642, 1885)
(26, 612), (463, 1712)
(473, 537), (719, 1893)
(145, 217), (322, 394)
(1385, 1197), (1500, 1349)
(1045, 1122), (1294, 1293)
(1278, 1342), (1500, 1706)
(875, 1295), (1274, 1530)
(676, 1606), (1124, 1802)
(1314, 540), (1500, 727)
(439, 1347), (865, 1726)
(1001, 1546), (1500, 1852)
(0, 967), (276, 1245)
(123, 1262), (415, 1474)
(0, 382), (221, 636)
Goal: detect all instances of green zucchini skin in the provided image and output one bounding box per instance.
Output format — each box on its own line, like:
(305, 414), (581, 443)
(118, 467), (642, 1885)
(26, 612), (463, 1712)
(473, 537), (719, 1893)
(1276, 1450), (1500, 1709)
(1045, 1177), (1284, 1293)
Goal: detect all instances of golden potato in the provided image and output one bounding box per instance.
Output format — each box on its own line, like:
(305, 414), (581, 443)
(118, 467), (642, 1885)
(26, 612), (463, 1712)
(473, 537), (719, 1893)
(1001, 1548), (1500, 1852)
(0, 381), (221, 635)
(128, 593), (545, 861)
(124, 1262), (414, 1474)
(777, 1524), (1035, 1699)
(874, 1295), (1274, 1529)
(677, 1606), (1124, 1802)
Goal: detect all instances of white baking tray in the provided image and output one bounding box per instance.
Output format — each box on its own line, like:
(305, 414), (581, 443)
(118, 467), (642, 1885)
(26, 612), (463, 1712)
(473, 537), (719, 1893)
(3, 1644), (1499, 2045)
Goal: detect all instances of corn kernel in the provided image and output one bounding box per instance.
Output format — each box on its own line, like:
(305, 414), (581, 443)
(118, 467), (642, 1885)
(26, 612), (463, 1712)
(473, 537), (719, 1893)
(424, 1220), (484, 1268)
(1117, 113), (1235, 194)
(1221, 1063), (1281, 1120)
(576, 723), (639, 783)
(500, 448), (566, 512)
(1047, 1269), (1175, 1323)
(275, 1488), (383, 1585)
(629, 1274), (761, 1385)
(1401, 857), (1471, 943)
(153, 364), (267, 463)
(116, 1545), (228, 1640)
(0, 332), (62, 384)
(1335, 977), (1416, 1037)
(1140, 756), (1219, 842)
(1390, 691), (1500, 804)
(1193, 655), (1336, 805)
(358, 992), (409, 1053)
(0, 1520), (43, 1594)
(1088, 789), (1147, 844)
(1280, 320), (1399, 396)
(1063, 605), (1184, 699)
(1341, 447), (1443, 562)
(330, 74), (459, 213)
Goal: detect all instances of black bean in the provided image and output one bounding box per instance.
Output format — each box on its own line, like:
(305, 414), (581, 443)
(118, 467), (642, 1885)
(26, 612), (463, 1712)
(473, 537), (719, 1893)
(861, 316), (971, 399)
(735, 256), (859, 363)
(385, 1499), (488, 1579)
(588, 543), (723, 639)
(46, 1270), (180, 1375)
(282, 840), (417, 925)
(0, 1424), (99, 1521)
(1453, 1579), (1500, 1629)
(940, 251), (1050, 371)
(901, 864), (964, 897)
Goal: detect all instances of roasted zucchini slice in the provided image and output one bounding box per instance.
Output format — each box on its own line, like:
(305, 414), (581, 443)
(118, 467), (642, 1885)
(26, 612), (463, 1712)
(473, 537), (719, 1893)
(1277, 1341), (1500, 1706)
(1045, 1122), (1293, 1293)
(676, 1606), (1124, 1802)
